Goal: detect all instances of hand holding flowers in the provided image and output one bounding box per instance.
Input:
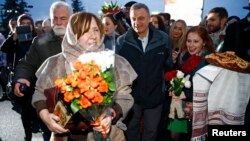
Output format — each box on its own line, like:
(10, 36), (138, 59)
(165, 70), (191, 119)
(165, 70), (191, 96)
(54, 50), (116, 140)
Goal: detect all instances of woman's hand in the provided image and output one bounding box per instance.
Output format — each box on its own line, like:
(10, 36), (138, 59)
(172, 50), (180, 63)
(92, 108), (116, 135)
(39, 109), (69, 134)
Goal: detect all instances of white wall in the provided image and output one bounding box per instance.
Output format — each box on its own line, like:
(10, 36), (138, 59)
(164, 0), (203, 26)
(164, 0), (249, 26)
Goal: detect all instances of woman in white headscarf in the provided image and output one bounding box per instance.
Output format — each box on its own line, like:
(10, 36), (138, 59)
(32, 12), (137, 141)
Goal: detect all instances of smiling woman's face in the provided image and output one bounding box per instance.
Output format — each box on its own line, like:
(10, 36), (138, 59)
(186, 32), (205, 55)
(78, 17), (101, 51)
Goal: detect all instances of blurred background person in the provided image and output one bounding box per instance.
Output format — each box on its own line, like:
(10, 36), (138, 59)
(222, 4), (250, 62)
(150, 14), (167, 33)
(169, 19), (188, 64)
(159, 12), (171, 34)
(42, 18), (52, 33)
(35, 20), (44, 36)
(0, 33), (5, 46)
(0, 32), (7, 68)
(114, 1), (137, 31)
(102, 13), (125, 50)
(7, 17), (17, 37)
(0, 33), (7, 95)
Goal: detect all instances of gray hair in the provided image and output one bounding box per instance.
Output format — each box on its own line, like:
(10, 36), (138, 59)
(130, 3), (150, 17)
(49, 1), (73, 20)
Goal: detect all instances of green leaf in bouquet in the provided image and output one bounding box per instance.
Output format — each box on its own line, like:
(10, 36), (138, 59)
(174, 87), (182, 96)
(70, 99), (81, 114)
(102, 69), (113, 82)
(108, 81), (116, 91)
(103, 92), (113, 106)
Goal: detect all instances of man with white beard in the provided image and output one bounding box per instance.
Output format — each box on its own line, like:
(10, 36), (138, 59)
(12, 1), (72, 141)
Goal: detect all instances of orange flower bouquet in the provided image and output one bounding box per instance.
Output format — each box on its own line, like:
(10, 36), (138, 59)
(54, 50), (116, 140)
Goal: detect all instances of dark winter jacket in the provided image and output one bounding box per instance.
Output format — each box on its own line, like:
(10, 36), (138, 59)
(0, 33), (33, 67)
(116, 26), (173, 108)
(13, 32), (62, 83)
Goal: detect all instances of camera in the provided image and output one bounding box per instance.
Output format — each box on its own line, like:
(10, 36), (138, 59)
(19, 83), (28, 93)
(16, 25), (33, 42)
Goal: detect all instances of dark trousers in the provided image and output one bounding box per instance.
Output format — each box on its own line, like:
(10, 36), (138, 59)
(125, 103), (163, 141)
(16, 95), (51, 141)
(16, 95), (37, 141)
(40, 119), (51, 141)
(157, 96), (171, 141)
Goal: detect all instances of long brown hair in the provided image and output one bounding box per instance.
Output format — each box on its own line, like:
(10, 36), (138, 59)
(103, 13), (126, 35)
(186, 26), (215, 54)
(71, 12), (104, 40)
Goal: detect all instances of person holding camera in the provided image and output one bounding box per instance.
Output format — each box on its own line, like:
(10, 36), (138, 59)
(0, 14), (36, 102)
(13, 1), (72, 141)
(0, 14), (38, 141)
(1, 14), (36, 68)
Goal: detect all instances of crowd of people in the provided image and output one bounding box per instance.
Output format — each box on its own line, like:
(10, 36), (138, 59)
(0, 1), (249, 141)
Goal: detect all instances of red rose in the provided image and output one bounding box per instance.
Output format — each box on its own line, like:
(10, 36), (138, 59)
(165, 70), (177, 81)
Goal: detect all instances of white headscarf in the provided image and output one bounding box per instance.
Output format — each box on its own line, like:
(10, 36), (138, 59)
(61, 14), (105, 64)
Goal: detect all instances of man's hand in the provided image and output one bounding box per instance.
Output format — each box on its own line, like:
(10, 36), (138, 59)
(14, 78), (30, 97)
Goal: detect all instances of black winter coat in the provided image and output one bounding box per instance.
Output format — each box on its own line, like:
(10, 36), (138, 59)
(13, 32), (62, 83)
(0, 33), (33, 67)
(116, 26), (173, 108)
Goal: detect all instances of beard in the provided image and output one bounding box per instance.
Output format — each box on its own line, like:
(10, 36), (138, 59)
(53, 26), (66, 36)
(207, 24), (221, 33)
